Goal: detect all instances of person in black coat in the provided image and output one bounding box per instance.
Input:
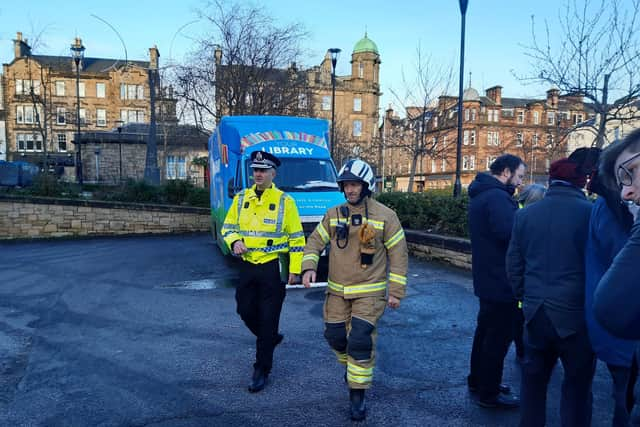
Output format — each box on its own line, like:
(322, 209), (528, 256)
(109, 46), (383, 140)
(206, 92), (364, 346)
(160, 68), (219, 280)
(507, 156), (596, 427)
(467, 154), (526, 409)
(594, 128), (640, 426)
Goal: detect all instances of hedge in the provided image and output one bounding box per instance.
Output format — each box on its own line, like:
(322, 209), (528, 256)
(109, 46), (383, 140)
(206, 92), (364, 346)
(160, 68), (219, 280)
(376, 188), (469, 238)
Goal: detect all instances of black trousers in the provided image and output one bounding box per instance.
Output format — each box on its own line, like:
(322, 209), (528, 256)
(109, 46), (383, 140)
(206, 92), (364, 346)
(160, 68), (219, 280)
(520, 308), (596, 427)
(235, 259), (285, 373)
(469, 298), (517, 400)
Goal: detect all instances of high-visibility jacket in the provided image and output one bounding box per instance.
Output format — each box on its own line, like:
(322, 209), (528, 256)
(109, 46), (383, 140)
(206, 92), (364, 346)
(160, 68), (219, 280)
(221, 184), (305, 273)
(302, 197), (408, 299)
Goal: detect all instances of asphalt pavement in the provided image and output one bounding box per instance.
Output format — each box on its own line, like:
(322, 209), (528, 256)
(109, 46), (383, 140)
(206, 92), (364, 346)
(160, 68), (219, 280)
(0, 234), (615, 426)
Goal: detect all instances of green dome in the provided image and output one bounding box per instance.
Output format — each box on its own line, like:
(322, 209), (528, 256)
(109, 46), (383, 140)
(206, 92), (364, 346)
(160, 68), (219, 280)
(353, 34), (379, 55)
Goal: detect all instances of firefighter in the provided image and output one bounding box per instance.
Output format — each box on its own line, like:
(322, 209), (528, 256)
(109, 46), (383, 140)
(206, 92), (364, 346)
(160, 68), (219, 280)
(302, 159), (408, 421)
(221, 150), (305, 393)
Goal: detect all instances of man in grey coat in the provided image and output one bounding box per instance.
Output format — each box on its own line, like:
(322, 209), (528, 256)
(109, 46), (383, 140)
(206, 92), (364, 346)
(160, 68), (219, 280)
(507, 156), (596, 427)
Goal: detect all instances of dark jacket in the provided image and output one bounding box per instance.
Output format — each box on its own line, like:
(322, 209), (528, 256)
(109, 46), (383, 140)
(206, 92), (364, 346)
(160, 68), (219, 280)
(594, 215), (640, 426)
(585, 197), (636, 367)
(468, 172), (518, 302)
(594, 216), (640, 340)
(506, 183), (592, 338)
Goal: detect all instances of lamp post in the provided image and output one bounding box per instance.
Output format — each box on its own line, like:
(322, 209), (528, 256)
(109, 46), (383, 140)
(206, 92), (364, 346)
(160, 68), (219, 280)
(115, 120), (124, 184)
(453, 0), (469, 198)
(328, 48), (341, 161)
(71, 38), (85, 186)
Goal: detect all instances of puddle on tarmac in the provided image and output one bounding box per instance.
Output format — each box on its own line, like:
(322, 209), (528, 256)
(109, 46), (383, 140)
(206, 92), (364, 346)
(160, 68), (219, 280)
(160, 278), (236, 290)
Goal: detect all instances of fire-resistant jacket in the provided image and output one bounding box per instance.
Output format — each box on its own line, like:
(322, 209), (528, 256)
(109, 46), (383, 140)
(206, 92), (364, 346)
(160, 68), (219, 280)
(221, 184), (305, 273)
(302, 197), (408, 299)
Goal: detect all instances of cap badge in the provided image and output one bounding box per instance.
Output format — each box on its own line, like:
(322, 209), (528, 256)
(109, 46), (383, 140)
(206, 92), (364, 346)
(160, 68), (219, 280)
(256, 152), (263, 161)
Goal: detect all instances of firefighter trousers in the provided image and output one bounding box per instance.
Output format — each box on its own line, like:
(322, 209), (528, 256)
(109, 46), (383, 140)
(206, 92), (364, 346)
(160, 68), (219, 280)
(323, 293), (387, 389)
(235, 259), (285, 374)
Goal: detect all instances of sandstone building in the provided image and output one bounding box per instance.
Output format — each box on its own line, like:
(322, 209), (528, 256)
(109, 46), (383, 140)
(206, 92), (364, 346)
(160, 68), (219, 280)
(382, 86), (594, 191)
(0, 32), (194, 184)
(214, 33), (382, 169)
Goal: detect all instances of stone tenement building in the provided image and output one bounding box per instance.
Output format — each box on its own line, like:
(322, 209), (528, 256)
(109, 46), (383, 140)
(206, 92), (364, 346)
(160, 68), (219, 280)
(215, 33), (381, 169)
(382, 86), (594, 191)
(1, 32), (177, 181)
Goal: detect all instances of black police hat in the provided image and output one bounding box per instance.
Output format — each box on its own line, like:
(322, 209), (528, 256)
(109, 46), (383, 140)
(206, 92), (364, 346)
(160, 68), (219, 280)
(250, 150), (281, 169)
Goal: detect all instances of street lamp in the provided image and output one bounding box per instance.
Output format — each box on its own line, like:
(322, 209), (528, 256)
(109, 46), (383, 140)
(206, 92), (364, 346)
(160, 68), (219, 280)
(115, 120), (124, 183)
(328, 48), (341, 160)
(71, 38), (85, 186)
(453, 0), (469, 198)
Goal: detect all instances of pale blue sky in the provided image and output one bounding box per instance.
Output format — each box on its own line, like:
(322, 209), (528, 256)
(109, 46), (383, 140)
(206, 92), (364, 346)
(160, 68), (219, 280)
(1, 0), (575, 114)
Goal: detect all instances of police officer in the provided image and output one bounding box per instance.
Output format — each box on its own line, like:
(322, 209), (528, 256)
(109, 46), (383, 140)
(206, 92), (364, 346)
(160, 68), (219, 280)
(221, 150), (305, 393)
(302, 159), (408, 421)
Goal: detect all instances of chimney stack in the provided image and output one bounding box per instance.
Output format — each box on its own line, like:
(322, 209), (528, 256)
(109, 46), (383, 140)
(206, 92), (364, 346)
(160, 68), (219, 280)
(485, 85), (502, 105)
(546, 88), (560, 108)
(149, 45), (160, 70)
(14, 32), (32, 58)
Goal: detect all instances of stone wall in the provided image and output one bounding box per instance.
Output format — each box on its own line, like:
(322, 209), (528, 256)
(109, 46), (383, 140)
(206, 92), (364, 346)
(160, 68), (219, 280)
(0, 195), (210, 240)
(405, 230), (472, 270)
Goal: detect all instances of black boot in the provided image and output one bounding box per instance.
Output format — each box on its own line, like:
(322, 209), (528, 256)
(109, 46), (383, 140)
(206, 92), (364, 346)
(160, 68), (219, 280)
(248, 367), (268, 393)
(349, 388), (366, 421)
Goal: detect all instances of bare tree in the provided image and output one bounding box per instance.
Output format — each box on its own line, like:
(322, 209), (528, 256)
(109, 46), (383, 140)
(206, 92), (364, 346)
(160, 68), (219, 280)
(171, 0), (311, 132)
(389, 44), (454, 192)
(522, 0), (640, 148)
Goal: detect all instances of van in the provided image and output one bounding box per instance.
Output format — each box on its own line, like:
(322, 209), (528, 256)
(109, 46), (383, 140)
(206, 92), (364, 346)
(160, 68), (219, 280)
(209, 116), (344, 282)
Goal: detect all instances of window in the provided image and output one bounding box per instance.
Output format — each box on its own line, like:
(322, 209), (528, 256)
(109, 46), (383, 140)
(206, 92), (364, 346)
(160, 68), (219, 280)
(501, 108), (514, 118)
(121, 109), (145, 124)
(358, 63), (364, 78)
(532, 133), (539, 146)
(463, 155), (475, 170)
(96, 83), (106, 98)
(16, 106), (24, 123)
(15, 79), (41, 95)
(431, 136), (438, 150)
(56, 107), (66, 125)
(297, 93), (307, 109)
(96, 109), (107, 126)
(57, 134), (67, 152)
(24, 106), (34, 124)
(433, 116), (438, 128)
(573, 114), (584, 125)
(471, 109), (476, 121)
(321, 95), (331, 111)
(533, 111), (540, 125)
(463, 130), (469, 145)
(79, 108), (86, 125)
(465, 109), (470, 121)
(517, 110), (525, 124)
(120, 84), (144, 100)
(166, 155), (187, 179)
(56, 81), (65, 96)
(470, 130), (476, 145)
(547, 133), (554, 146)
(487, 131), (500, 146)
(441, 158), (446, 172)
(78, 82), (85, 98)
(353, 120), (362, 137)
(516, 132), (523, 146)
(16, 133), (42, 152)
(353, 97), (362, 112)
(560, 111), (570, 121)
(547, 112), (555, 125)
(431, 159), (437, 173)
(487, 109), (499, 122)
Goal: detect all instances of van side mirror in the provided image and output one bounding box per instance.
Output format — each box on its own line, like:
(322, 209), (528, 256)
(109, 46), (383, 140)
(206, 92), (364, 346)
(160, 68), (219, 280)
(227, 178), (236, 198)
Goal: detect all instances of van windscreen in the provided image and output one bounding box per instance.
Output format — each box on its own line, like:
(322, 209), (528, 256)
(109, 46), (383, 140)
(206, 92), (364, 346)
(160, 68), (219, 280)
(247, 158), (339, 192)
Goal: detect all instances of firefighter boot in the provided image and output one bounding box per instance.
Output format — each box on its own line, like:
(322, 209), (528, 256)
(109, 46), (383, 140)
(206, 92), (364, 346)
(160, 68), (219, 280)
(349, 388), (366, 421)
(248, 367), (268, 393)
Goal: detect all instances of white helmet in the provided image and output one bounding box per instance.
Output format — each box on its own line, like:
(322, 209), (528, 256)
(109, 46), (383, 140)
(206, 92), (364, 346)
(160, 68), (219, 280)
(337, 159), (376, 194)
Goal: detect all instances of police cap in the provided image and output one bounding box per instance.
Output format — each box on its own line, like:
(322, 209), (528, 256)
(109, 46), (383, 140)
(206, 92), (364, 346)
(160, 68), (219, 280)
(250, 150), (281, 169)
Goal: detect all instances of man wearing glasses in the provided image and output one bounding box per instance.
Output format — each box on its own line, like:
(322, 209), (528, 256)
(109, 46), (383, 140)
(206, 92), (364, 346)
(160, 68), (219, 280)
(594, 127), (640, 426)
